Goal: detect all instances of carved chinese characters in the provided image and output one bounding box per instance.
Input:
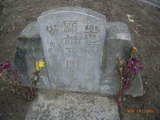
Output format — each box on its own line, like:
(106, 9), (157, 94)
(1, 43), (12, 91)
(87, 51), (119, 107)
(38, 9), (106, 92)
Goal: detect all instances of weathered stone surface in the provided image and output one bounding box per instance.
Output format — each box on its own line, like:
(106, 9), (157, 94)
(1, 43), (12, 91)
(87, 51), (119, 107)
(13, 23), (51, 88)
(37, 8), (107, 92)
(100, 22), (143, 97)
(106, 22), (131, 40)
(19, 21), (40, 38)
(13, 8), (143, 97)
(25, 91), (120, 120)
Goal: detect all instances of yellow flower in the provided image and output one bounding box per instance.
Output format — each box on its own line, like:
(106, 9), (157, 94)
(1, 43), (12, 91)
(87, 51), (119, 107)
(130, 47), (138, 58)
(36, 59), (45, 70)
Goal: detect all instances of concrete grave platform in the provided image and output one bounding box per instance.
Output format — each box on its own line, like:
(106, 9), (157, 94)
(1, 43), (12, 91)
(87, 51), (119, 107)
(25, 91), (120, 120)
(13, 7), (143, 97)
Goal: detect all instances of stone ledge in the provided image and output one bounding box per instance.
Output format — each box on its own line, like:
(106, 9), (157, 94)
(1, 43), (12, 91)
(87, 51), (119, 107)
(25, 92), (120, 120)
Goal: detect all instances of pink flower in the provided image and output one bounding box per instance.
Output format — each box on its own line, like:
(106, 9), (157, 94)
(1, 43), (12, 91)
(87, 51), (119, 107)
(0, 60), (11, 73)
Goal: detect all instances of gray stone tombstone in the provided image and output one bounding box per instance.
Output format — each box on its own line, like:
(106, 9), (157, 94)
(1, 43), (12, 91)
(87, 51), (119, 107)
(37, 8), (106, 92)
(13, 7), (143, 97)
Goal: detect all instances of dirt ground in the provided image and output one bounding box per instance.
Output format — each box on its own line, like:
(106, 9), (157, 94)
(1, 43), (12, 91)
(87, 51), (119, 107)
(0, 0), (160, 120)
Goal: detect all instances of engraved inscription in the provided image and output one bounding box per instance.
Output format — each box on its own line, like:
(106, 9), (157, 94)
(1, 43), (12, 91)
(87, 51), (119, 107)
(84, 25), (99, 55)
(88, 41), (99, 54)
(84, 25), (98, 33)
(63, 21), (78, 33)
(48, 41), (58, 57)
(84, 25), (98, 40)
(62, 20), (80, 84)
(63, 35), (80, 44)
(46, 23), (58, 35)
(65, 47), (79, 57)
(66, 60), (79, 69)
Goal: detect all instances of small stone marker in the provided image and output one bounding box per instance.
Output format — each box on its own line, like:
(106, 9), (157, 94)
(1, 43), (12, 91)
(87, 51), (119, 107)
(37, 8), (106, 92)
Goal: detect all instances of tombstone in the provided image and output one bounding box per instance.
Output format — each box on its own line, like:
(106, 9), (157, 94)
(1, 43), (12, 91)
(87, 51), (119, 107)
(13, 7), (143, 97)
(37, 7), (107, 92)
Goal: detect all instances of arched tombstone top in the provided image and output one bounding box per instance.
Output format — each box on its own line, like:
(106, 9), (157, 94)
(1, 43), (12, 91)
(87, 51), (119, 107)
(39, 7), (106, 22)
